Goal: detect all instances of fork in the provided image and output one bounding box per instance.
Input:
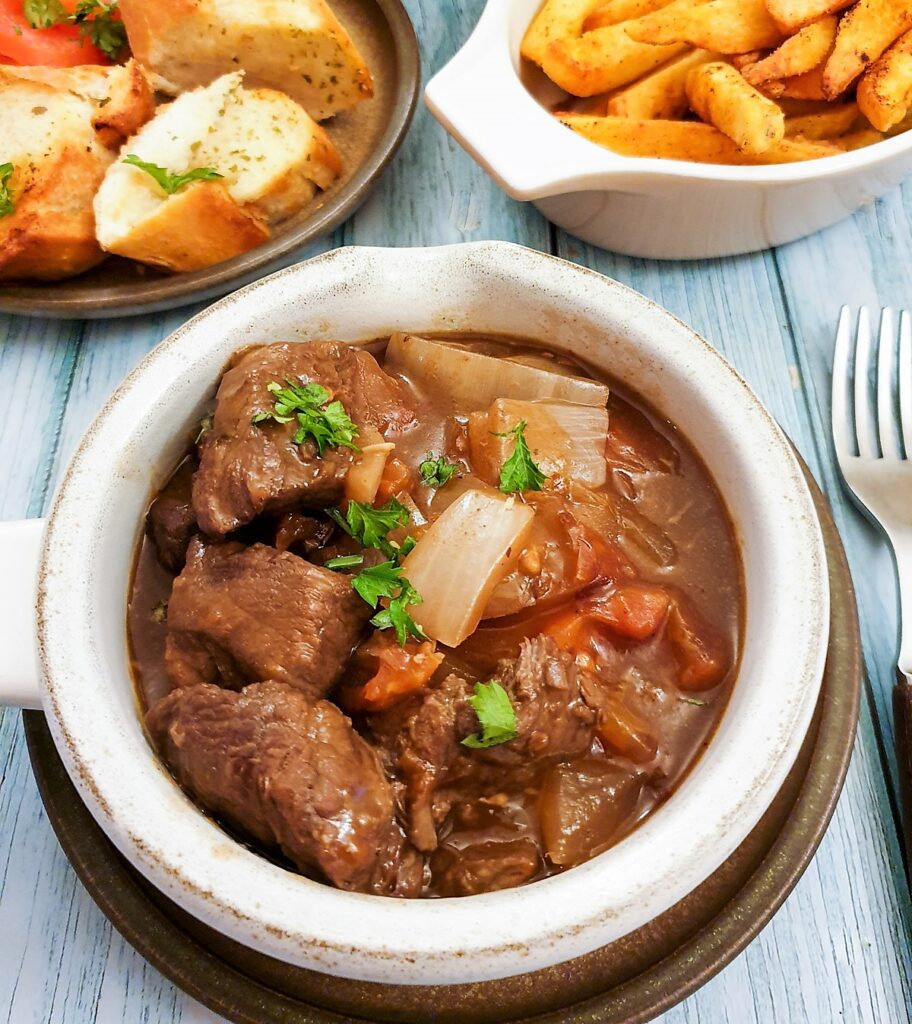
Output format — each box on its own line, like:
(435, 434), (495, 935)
(832, 306), (912, 869)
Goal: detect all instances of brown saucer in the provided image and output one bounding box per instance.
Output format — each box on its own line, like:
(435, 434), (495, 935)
(0, 0), (419, 319)
(24, 463), (860, 1024)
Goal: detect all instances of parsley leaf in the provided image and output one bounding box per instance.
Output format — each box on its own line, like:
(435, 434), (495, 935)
(369, 578), (426, 646)
(328, 498), (409, 560)
(461, 681), (518, 748)
(680, 697), (707, 707)
(351, 560), (403, 608)
(123, 154), (224, 195)
(0, 164), (14, 219)
(252, 379), (359, 456)
(324, 554), (364, 570)
(23, 0), (67, 29)
(419, 453), (460, 488)
(72, 0), (126, 58)
(495, 420), (547, 493)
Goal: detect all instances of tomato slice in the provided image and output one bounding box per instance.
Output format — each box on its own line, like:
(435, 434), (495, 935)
(0, 0), (110, 66)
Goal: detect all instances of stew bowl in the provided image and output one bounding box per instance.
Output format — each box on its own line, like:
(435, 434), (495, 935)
(424, 0), (912, 259)
(0, 241), (828, 985)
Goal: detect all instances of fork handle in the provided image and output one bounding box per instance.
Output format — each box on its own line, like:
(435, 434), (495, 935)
(895, 673), (912, 878)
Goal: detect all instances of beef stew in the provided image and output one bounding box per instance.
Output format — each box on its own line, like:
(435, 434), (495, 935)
(129, 334), (743, 898)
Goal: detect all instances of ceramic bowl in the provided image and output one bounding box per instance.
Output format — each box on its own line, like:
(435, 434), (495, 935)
(424, 0), (912, 259)
(0, 242), (829, 985)
(0, 0), (419, 320)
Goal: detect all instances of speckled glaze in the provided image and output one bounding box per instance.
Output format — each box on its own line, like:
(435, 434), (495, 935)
(425, 0), (912, 259)
(2, 243), (829, 986)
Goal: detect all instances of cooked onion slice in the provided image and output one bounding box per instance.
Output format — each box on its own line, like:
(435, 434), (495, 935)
(468, 398), (608, 489)
(386, 333), (610, 410)
(402, 489), (535, 647)
(345, 427), (395, 505)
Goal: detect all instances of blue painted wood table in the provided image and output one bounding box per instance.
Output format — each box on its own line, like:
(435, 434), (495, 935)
(2, 2), (912, 1021)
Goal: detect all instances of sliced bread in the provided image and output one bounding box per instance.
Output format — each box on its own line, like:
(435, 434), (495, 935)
(94, 73), (343, 273)
(0, 60), (154, 281)
(118, 0), (373, 121)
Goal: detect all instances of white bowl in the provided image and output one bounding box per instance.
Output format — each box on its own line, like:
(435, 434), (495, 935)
(0, 242), (828, 985)
(425, 1), (912, 259)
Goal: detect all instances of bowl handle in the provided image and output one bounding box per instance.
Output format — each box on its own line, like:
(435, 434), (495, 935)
(424, 1), (634, 202)
(0, 519), (44, 710)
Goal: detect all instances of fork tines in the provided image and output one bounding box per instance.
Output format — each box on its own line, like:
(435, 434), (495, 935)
(833, 307), (912, 463)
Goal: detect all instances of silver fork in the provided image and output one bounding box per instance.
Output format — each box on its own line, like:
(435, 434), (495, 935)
(832, 306), (912, 866)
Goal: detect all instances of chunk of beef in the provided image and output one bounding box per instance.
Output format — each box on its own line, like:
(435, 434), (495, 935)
(165, 539), (370, 698)
(194, 342), (416, 536)
(147, 681), (421, 896)
(147, 458), (198, 572)
(397, 636), (597, 851)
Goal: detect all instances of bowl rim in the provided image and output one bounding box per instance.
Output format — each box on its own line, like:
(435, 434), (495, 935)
(35, 241), (830, 986)
(0, 0), (420, 320)
(424, 0), (912, 199)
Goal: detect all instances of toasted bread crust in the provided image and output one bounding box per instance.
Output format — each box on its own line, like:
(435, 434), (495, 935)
(100, 180), (270, 273)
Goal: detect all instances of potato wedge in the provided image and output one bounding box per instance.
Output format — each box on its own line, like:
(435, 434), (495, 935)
(607, 49), (717, 117)
(742, 15), (837, 86)
(543, 22), (687, 95)
(687, 61), (785, 152)
(764, 0), (853, 33)
(761, 63), (828, 99)
(784, 102), (858, 137)
(731, 51), (768, 70)
(558, 112), (840, 161)
(626, 0), (784, 53)
(821, 0), (912, 100)
(837, 127), (886, 148)
(857, 29), (912, 131)
(522, 0), (603, 65)
(583, 0), (677, 29)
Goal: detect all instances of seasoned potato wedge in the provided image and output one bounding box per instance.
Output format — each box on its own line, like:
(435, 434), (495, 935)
(784, 102), (858, 137)
(764, 0), (853, 33)
(583, 0), (677, 29)
(761, 64), (828, 99)
(857, 29), (912, 131)
(607, 48), (717, 118)
(626, 0), (784, 53)
(522, 0), (603, 65)
(543, 22), (687, 95)
(742, 15), (837, 86)
(838, 127), (887, 148)
(821, 0), (912, 100)
(687, 62), (785, 152)
(558, 112), (840, 161)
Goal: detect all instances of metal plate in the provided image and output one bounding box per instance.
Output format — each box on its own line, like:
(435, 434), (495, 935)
(24, 461), (860, 1024)
(0, 0), (419, 319)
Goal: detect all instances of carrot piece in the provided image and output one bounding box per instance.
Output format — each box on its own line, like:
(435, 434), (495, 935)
(597, 699), (658, 764)
(374, 456), (413, 505)
(347, 635), (443, 711)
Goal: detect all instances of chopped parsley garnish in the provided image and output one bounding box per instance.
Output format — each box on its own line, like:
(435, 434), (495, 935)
(0, 163), (14, 219)
(195, 413), (212, 444)
(151, 600), (168, 623)
(419, 453), (459, 488)
(328, 498), (409, 560)
(680, 697), (707, 707)
(23, 0), (126, 58)
(495, 420), (547, 493)
(348, 561), (425, 645)
(324, 554), (364, 570)
(461, 681), (518, 748)
(72, 0), (126, 59)
(23, 0), (67, 29)
(123, 154), (224, 195)
(251, 379), (359, 456)
(369, 577), (426, 646)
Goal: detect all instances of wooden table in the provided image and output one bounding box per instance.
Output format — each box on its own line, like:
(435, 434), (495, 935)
(1, 3), (911, 1021)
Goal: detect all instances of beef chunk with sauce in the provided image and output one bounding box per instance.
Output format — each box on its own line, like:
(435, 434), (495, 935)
(165, 539), (370, 697)
(397, 635), (598, 851)
(193, 342), (416, 536)
(146, 458), (198, 572)
(147, 682), (421, 896)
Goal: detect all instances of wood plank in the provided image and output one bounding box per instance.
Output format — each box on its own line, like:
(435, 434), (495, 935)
(552, 233), (912, 1019)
